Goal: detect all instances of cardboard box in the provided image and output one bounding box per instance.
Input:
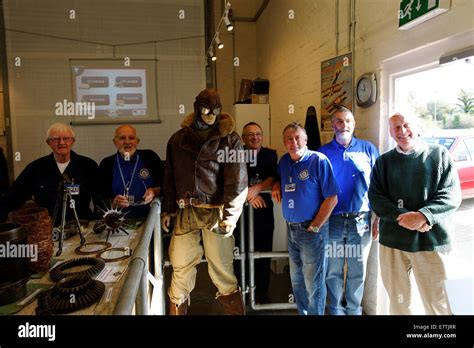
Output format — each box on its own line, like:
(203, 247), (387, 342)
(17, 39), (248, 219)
(251, 94), (269, 104)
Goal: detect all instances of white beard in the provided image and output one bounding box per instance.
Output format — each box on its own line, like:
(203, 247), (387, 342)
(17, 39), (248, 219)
(336, 131), (352, 143)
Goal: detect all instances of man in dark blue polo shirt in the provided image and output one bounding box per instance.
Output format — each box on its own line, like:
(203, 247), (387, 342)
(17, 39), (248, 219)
(99, 125), (164, 219)
(319, 106), (379, 315)
(272, 122), (339, 315)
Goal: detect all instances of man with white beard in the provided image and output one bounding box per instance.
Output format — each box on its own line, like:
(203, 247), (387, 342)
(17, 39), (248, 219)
(319, 106), (379, 315)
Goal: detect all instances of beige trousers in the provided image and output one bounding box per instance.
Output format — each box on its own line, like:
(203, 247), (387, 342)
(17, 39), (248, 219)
(168, 206), (238, 305)
(379, 244), (452, 315)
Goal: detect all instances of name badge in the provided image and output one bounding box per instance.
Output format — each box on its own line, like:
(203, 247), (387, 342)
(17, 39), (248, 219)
(285, 183), (296, 192)
(65, 184), (80, 195)
(125, 195), (135, 204)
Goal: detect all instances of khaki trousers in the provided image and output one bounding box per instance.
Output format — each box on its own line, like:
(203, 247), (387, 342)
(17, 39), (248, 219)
(379, 244), (452, 315)
(168, 206), (238, 305)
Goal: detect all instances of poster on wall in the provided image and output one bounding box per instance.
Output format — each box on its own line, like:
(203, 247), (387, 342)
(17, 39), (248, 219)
(320, 52), (353, 131)
(69, 59), (159, 123)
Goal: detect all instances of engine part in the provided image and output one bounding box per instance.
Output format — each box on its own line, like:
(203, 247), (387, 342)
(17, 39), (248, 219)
(97, 247), (132, 262)
(95, 204), (136, 242)
(39, 275), (105, 314)
(50, 257), (105, 282)
(0, 223), (30, 305)
(75, 241), (112, 256)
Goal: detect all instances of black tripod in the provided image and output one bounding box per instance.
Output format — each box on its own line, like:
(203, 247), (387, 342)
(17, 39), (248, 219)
(51, 174), (86, 256)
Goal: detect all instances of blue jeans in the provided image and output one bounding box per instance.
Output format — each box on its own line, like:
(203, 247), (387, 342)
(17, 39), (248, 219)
(287, 221), (329, 315)
(326, 212), (372, 315)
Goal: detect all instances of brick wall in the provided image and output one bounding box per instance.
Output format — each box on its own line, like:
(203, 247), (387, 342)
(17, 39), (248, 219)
(4, 0), (206, 173)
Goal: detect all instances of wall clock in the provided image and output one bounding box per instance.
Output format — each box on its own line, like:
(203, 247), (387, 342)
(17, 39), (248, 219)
(356, 73), (377, 107)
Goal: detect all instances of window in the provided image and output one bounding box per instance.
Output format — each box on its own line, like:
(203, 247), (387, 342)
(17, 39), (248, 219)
(380, 30), (474, 152)
(453, 140), (471, 162)
(422, 137), (456, 150)
(395, 61), (474, 134)
(464, 137), (474, 157)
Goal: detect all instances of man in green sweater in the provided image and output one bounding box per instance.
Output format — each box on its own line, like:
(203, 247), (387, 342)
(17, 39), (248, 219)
(368, 113), (461, 315)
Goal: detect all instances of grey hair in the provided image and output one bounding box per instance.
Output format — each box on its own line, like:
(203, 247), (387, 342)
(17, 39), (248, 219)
(46, 123), (75, 140)
(282, 122), (307, 136)
(331, 106), (353, 121)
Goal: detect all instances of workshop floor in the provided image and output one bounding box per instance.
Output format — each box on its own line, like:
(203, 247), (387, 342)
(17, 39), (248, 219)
(162, 236), (297, 315)
(164, 263), (296, 315)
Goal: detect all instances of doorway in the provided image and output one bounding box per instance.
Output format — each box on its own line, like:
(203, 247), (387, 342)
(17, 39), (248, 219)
(380, 32), (474, 315)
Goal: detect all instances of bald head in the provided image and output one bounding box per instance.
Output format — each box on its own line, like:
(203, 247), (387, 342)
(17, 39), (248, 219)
(114, 125), (137, 138)
(113, 124), (139, 157)
(389, 113), (419, 152)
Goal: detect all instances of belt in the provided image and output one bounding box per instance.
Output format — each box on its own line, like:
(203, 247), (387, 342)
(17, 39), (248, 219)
(337, 212), (367, 218)
(177, 198), (203, 208)
(287, 221), (311, 228)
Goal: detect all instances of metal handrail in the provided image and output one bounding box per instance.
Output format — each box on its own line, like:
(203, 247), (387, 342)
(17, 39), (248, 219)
(153, 200), (166, 315)
(113, 198), (161, 315)
(245, 192), (297, 311)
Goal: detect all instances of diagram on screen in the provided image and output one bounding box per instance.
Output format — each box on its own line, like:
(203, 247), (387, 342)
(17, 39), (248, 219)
(72, 66), (148, 118)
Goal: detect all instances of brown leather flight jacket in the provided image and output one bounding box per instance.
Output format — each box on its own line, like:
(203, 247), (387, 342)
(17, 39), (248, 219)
(162, 112), (248, 229)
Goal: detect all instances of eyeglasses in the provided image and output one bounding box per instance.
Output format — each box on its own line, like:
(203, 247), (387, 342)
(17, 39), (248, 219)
(48, 137), (74, 143)
(200, 105), (221, 116)
(244, 132), (262, 138)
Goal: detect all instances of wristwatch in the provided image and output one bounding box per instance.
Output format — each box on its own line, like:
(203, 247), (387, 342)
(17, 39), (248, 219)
(310, 225), (320, 233)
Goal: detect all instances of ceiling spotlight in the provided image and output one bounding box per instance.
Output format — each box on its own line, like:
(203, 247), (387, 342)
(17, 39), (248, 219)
(215, 33), (224, 49)
(223, 14), (233, 31)
(208, 47), (216, 61)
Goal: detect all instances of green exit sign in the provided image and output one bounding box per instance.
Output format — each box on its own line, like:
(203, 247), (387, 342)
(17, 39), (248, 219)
(399, 0), (450, 30)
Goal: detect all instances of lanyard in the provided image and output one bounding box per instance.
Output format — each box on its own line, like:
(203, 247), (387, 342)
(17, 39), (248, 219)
(116, 152), (140, 196)
(289, 162), (296, 184)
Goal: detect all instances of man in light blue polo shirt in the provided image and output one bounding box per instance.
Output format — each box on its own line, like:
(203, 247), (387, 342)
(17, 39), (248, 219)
(319, 106), (379, 315)
(272, 122), (339, 315)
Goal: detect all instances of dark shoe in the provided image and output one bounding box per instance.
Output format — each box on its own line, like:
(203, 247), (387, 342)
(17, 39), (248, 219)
(169, 301), (188, 315)
(217, 290), (246, 315)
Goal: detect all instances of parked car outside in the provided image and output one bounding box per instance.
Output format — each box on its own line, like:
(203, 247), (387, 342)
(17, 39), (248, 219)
(422, 129), (474, 200)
